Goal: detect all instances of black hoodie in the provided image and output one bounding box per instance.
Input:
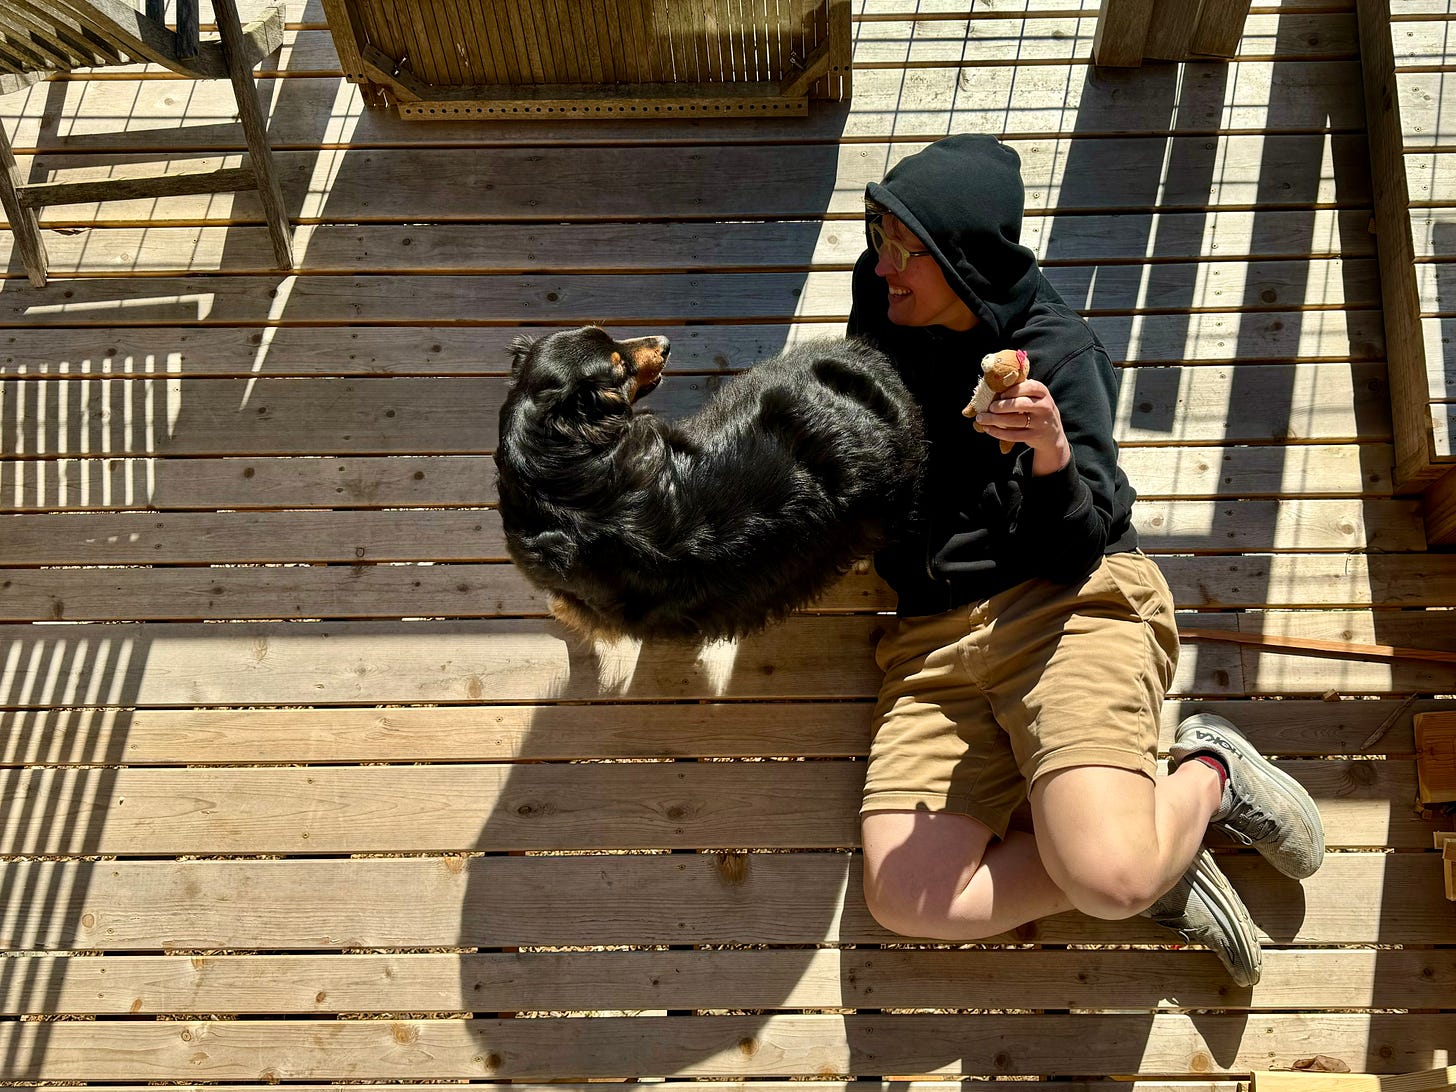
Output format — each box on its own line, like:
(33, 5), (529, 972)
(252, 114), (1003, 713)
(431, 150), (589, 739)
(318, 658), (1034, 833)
(847, 134), (1138, 617)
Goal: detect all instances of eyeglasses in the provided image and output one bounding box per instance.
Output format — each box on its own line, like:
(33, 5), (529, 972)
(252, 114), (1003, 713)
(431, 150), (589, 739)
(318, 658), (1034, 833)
(868, 221), (932, 272)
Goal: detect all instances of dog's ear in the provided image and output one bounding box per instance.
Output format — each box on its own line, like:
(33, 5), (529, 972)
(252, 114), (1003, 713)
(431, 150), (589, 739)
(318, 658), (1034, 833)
(551, 357), (632, 444)
(516, 528), (579, 578)
(508, 334), (537, 377)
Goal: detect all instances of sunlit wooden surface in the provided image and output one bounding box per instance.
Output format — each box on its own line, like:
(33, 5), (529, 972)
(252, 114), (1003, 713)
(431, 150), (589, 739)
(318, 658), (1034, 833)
(1, 1), (1453, 1086)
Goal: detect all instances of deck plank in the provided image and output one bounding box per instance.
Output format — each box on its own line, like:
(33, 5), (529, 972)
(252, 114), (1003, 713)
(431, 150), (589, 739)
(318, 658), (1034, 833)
(6, 948), (1451, 1015)
(0, 853), (1446, 949)
(0, 445), (1401, 512)
(2, 1012), (1454, 1080)
(0, 363), (1399, 457)
(0, 498), (1425, 565)
(1363, 59), (1451, 486)
(0, 758), (1428, 854)
(0, 136), (1373, 224)
(1, 612), (1452, 700)
(3, 553), (1455, 622)
(0, 311), (1387, 376)
(0, 616), (1246, 703)
(0, 265), (1380, 325)
(1219, 608), (1456, 691)
(2, 698), (1435, 765)
(0, 208), (1382, 276)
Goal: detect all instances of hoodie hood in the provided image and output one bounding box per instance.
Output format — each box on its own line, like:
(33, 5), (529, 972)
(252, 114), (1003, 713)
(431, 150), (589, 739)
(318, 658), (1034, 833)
(866, 135), (1040, 340)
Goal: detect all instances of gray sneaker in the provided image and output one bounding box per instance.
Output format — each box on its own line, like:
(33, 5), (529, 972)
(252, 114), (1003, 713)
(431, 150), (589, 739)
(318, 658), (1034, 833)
(1170, 713), (1326, 880)
(1142, 848), (1262, 987)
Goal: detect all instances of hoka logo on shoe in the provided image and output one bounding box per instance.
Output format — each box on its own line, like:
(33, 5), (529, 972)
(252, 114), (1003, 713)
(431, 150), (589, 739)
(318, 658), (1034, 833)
(1193, 729), (1236, 750)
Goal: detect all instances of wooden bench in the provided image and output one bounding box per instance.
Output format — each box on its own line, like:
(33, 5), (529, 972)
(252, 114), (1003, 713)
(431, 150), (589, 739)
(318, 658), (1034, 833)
(320, 0), (852, 119)
(1, 0), (1454, 1084)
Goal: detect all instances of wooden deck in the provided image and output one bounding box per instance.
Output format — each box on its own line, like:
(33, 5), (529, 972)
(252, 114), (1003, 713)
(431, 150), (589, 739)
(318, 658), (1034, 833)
(2, 0), (1454, 1085)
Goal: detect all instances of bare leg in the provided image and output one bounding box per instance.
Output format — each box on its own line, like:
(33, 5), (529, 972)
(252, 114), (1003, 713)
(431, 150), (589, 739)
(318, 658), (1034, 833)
(1031, 761), (1223, 919)
(861, 810), (1072, 939)
(860, 760), (1223, 939)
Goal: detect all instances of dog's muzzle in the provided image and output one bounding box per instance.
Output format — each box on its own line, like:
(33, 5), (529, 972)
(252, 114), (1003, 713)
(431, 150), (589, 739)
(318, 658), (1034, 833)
(623, 335), (670, 400)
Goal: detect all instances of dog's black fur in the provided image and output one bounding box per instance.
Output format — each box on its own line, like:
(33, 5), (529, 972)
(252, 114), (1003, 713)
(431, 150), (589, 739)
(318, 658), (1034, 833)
(494, 326), (924, 641)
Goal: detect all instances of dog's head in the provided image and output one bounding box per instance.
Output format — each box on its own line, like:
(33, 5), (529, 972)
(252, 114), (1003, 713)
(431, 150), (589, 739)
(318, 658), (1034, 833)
(499, 323), (671, 473)
(496, 326), (673, 580)
(507, 325), (670, 421)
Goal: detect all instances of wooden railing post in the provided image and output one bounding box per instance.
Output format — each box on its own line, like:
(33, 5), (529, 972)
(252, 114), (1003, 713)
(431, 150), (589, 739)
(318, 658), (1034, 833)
(1092, 0), (1154, 68)
(1192, 0), (1255, 58)
(1095, 0), (1252, 67)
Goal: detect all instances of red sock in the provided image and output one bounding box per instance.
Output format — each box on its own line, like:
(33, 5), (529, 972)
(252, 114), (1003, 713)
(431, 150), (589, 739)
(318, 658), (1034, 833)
(1192, 753), (1229, 790)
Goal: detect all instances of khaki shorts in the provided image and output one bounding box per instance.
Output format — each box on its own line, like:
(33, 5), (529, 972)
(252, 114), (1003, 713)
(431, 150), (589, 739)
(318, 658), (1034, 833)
(861, 550), (1179, 839)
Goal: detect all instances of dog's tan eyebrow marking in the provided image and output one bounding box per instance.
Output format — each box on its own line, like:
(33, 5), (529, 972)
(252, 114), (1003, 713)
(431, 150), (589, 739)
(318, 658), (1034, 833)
(611, 352), (623, 365)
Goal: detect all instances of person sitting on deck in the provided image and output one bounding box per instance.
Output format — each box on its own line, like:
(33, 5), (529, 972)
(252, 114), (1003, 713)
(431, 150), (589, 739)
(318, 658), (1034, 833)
(847, 134), (1326, 987)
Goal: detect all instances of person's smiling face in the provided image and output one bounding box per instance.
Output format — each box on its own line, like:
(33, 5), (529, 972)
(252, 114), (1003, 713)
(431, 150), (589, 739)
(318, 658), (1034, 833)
(872, 214), (978, 331)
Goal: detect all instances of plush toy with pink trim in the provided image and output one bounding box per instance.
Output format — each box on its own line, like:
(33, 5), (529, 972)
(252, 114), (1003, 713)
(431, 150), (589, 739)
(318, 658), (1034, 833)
(963, 348), (1030, 453)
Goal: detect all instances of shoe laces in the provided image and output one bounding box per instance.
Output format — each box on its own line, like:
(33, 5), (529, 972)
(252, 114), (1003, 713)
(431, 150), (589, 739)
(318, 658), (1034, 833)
(1218, 793), (1280, 846)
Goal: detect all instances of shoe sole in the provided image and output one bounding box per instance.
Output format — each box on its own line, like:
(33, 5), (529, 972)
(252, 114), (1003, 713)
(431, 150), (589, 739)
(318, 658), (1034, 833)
(1186, 848), (1262, 988)
(1177, 713), (1327, 879)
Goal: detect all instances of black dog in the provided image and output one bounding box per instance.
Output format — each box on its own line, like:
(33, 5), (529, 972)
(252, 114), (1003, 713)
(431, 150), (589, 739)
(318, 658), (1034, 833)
(494, 326), (923, 641)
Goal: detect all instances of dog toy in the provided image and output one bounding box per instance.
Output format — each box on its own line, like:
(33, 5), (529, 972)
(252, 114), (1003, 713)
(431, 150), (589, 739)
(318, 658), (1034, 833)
(963, 348), (1030, 453)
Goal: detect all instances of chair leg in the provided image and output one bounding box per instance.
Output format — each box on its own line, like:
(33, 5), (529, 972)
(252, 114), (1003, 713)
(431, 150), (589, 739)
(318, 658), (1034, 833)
(0, 119), (50, 287)
(212, 0), (293, 270)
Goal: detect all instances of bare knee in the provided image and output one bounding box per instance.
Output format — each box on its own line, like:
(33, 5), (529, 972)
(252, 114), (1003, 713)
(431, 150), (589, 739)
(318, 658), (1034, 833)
(860, 809), (997, 939)
(862, 856), (983, 939)
(861, 836), (948, 936)
(862, 869), (930, 937)
(862, 861), (949, 937)
(1030, 767), (1168, 920)
(1045, 853), (1164, 920)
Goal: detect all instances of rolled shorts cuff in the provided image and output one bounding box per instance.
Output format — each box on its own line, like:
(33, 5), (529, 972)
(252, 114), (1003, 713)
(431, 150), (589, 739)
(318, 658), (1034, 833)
(1028, 746), (1159, 786)
(860, 790), (1012, 841)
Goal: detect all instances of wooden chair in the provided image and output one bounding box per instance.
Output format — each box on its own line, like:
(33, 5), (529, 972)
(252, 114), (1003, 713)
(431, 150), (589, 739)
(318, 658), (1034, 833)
(0, 0), (293, 286)
(321, 0), (851, 121)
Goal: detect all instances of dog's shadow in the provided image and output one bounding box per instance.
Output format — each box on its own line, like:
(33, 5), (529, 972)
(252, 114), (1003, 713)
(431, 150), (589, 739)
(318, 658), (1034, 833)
(457, 614), (875, 1068)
